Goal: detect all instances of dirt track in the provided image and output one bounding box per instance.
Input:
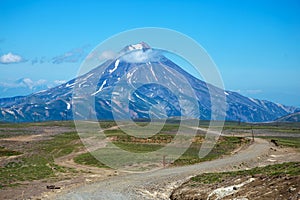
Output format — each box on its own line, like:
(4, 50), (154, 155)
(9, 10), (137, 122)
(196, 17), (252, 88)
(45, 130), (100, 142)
(53, 138), (280, 200)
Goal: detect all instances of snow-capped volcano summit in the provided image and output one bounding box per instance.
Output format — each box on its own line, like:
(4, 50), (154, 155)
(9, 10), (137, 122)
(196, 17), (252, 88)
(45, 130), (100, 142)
(118, 42), (153, 63)
(0, 43), (299, 122)
(117, 42), (160, 64)
(124, 42), (151, 51)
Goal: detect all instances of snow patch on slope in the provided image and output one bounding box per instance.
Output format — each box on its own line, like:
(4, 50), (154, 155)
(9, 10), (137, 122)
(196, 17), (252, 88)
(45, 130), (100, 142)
(207, 178), (255, 199)
(91, 80), (107, 96)
(109, 59), (120, 74)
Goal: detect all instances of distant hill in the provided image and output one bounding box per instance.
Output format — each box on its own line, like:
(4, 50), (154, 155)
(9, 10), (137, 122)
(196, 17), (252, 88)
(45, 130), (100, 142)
(276, 112), (300, 122)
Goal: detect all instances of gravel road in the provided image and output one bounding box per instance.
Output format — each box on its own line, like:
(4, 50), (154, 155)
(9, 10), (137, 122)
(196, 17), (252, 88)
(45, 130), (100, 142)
(56, 138), (271, 200)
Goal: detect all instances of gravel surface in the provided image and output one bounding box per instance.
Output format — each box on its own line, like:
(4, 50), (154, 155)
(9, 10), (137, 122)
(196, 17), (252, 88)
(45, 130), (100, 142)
(55, 138), (272, 200)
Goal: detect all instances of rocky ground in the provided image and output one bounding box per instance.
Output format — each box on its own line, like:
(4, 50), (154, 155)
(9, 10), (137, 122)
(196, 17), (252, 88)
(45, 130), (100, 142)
(171, 173), (299, 200)
(170, 146), (300, 200)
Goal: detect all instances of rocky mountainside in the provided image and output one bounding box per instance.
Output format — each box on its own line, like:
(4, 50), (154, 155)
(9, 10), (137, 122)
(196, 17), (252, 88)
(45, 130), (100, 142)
(0, 42), (299, 122)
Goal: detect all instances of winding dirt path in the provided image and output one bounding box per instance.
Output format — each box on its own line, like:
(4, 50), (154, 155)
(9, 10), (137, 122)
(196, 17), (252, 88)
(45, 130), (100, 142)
(54, 138), (273, 200)
(53, 125), (120, 173)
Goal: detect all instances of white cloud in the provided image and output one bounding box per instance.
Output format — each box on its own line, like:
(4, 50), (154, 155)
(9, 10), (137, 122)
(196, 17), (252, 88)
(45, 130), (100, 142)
(54, 80), (66, 85)
(21, 78), (34, 89)
(0, 52), (24, 64)
(120, 49), (160, 63)
(18, 78), (47, 89)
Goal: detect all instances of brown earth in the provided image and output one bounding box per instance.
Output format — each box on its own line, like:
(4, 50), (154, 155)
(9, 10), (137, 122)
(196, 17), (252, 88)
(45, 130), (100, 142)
(170, 146), (300, 200)
(170, 174), (300, 200)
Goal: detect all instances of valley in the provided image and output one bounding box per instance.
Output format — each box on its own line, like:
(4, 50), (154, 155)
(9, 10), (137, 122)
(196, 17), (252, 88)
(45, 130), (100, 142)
(0, 121), (299, 199)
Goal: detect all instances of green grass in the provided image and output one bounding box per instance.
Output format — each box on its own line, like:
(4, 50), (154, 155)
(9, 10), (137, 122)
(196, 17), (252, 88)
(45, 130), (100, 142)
(0, 121), (180, 185)
(0, 131), (82, 188)
(74, 136), (247, 168)
(191, 162), (300, 184)
(260, 137), (300, 149)
(0, 146), (22, 157)
(73, 153), (108, 168)
(104, 129), (126, 137)
(173, 137), (247, 166)
(0, 155), (66, 186)
(113, 142), (163, 153)
(99, 121), (117, 129)
(40, 131), (82, 158)
(73, 142), (164, 169)
(1, 121), (298, 187)
(274, 137), (300, 148)
(1, 157), (69, 185)
(103, 126), (176, 143)
(221, 121), (300, 133)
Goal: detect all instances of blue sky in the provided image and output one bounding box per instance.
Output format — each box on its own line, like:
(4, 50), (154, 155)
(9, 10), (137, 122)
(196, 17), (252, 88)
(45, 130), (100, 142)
(0, 0), (299, 107)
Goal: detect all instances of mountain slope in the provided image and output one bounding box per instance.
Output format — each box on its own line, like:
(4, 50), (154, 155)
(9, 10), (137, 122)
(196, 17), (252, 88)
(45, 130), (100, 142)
(276, 112), (300, 122)
(0, 43), (299, 122)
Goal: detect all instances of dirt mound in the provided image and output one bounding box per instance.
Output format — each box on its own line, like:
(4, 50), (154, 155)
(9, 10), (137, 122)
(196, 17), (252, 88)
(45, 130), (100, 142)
(170, 174), (300, 200)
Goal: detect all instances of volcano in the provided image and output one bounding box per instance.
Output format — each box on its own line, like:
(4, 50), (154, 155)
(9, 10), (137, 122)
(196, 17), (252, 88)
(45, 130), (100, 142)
(0, 42), (299, 122)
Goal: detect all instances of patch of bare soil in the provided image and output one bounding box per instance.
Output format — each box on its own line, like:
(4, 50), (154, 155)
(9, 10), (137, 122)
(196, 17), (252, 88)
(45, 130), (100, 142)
(0, 134), (43, 142)
(170, 174), (300, 200)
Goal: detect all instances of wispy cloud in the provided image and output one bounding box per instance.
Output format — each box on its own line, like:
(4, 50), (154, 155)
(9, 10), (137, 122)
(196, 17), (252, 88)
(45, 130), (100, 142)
(0, 52), (26, 64)
(52, 45), (90, 64)
(31, 57), (39, 65)
(31, 56), (48, 65)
